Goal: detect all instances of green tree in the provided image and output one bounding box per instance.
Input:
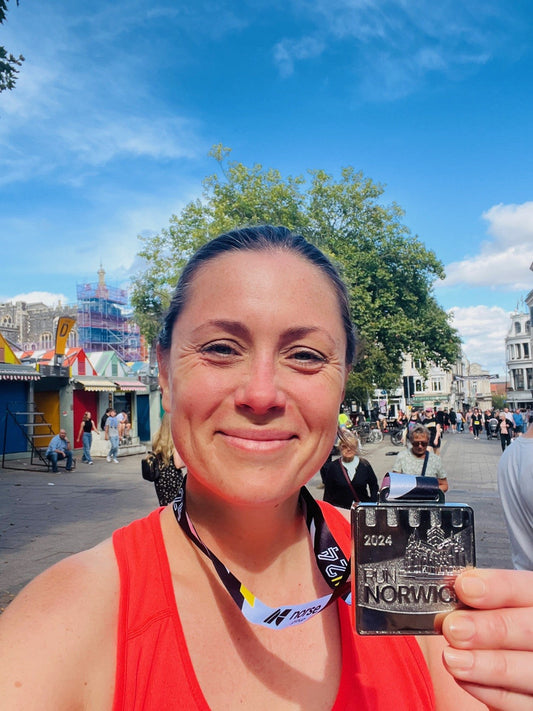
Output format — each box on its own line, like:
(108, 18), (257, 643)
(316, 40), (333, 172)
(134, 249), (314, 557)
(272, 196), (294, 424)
(491, 393), (507, 410)
(131, 146), (461, 395)
(0, 0), (24, 93)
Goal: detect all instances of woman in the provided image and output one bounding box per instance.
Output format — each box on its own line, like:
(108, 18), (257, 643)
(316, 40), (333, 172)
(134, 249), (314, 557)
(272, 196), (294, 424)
(76, 410), (98, 464)
(1, 226), (533, 710)
(422, 408), (442, 454)
(393, 424), (449, 492)
(498, 413), (512, 452)
(321, 430), (378, 507)
(472, 408), (483, 439)
(143, 412), (187, 505)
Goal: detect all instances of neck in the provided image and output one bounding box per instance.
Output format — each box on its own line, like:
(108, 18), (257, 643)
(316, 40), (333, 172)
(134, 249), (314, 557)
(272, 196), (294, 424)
(524, 423), (533, 439)
(184, 478), (307, 573)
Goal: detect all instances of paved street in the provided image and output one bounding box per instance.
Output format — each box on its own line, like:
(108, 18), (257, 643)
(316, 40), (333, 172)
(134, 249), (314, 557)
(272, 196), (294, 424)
(0, 428), (512, 610)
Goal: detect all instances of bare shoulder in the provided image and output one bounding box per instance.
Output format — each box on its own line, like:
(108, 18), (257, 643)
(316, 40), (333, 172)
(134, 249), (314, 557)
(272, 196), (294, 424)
(416, 636), (487, 711)
(0, 538), (119, 710)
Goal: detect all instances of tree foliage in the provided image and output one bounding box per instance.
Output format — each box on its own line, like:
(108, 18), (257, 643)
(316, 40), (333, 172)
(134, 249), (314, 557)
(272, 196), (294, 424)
(0, 0), (24, 93)
(131, 146), (461, 397)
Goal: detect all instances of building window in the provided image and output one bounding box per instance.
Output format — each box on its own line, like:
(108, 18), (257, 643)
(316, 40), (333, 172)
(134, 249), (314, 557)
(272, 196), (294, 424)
(526, 320), (531, 333)
(515, 321), (522, 334)
(527, 368), (533, 390)
(514, 370), (524, 390)
(40, 332), (53, 348)
(111, 361), (118, 377)
(431, 379), (442, 392)
(415, 379), (422, 392)
(524, 342), (530, 359)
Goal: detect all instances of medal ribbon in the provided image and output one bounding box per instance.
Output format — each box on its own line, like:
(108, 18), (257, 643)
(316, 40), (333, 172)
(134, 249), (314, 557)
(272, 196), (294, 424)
(172, 480), (351, 630)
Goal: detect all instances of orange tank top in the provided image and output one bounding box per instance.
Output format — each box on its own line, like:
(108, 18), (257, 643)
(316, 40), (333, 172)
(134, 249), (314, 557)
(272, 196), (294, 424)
(112, 505), (435, 710)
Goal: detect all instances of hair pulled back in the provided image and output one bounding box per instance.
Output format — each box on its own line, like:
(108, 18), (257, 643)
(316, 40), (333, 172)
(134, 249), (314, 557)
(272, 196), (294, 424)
(158, 225), (357, 365)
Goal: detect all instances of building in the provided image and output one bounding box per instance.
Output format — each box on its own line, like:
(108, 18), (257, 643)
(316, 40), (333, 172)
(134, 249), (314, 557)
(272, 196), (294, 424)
(76, 266), (144, 362)
(505, 306), (533, 410)
(0, 300), (78, 351)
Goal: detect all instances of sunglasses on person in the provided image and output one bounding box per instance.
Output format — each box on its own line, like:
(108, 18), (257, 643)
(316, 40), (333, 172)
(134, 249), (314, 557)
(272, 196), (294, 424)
(412, 441), (429, 448)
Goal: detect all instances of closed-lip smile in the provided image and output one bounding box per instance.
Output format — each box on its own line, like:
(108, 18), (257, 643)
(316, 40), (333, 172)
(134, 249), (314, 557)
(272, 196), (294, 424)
(218, 429), (296, 452)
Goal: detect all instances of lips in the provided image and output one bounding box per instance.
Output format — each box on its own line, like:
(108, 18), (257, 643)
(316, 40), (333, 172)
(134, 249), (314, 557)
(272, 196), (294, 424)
(218, 429), (296, 453)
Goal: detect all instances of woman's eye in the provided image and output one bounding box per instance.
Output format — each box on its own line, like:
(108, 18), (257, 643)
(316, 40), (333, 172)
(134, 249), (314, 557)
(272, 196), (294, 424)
(200, 342), (239, 358)
(289, 349), (327, 367)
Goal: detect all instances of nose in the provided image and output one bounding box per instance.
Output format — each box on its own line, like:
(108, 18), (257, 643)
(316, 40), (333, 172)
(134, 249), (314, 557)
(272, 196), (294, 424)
(234, 356), (286, 415)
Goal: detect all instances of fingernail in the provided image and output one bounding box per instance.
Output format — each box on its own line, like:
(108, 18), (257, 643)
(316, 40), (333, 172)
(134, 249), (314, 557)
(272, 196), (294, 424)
(460, 574), (486, 600)
(448, 614), (476, 642)
(443, 648), (474, 671)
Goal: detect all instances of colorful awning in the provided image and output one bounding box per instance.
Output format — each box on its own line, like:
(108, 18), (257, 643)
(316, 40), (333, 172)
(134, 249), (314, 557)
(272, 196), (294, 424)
(114, 378), (148, 393)
(74, 376), (117, 392)
(0, 363), (41, 381)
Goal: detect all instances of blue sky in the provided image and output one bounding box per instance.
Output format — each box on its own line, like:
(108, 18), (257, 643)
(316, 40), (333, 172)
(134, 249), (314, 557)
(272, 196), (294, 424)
(1, 0), (532, 378)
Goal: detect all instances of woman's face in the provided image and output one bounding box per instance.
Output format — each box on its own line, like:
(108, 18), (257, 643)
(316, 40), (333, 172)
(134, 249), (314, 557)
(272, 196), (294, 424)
(410, 435), (430, 458)
(158, 249), (349, 506)
(340, 444), (357, 461)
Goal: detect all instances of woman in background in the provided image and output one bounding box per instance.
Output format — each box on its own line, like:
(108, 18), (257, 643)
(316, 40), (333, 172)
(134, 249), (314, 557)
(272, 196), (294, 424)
(143, 413), (186, 505)
(76, 411), (98, 465)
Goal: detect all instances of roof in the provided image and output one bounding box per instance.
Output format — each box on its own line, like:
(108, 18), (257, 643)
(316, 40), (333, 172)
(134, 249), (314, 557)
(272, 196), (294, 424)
(74, 376), (116, 392)
(0, 363), (41, 381)
(113, 378), (148, 393)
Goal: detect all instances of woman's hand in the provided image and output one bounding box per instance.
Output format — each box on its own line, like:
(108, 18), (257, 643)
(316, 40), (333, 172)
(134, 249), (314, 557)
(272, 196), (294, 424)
(441, 568), (533, 710)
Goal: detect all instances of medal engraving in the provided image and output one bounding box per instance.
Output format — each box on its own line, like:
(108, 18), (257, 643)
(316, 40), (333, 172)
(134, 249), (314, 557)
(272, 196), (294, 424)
(352, 502), (475, 635)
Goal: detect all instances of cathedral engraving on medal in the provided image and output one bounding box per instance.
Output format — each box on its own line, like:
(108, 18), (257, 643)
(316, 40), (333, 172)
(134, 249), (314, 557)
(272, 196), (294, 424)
(352, 503), (475, 635)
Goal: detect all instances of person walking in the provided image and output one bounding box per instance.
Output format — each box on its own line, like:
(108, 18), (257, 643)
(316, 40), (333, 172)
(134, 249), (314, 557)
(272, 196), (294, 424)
(392, 424), (448, 492)
(320, 430), (378, 507)
(104, 409), (120, 463)
(497, 413), (512, 452)
(471, 408), (483, 439)
(76, 411), (98, 465)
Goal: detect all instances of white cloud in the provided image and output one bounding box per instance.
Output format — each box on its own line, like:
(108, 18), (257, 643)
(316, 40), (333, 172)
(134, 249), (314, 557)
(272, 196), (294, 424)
(275, 0), (509, 99)
(448, 304), (512, 377)
(3, 292), (71, 307)
(440, 201), (533, 290)
(273, 37), (325, 77)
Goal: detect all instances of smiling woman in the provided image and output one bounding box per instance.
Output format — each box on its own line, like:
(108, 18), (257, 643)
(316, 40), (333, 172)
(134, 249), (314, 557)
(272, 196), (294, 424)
(1, 226), (533, 711)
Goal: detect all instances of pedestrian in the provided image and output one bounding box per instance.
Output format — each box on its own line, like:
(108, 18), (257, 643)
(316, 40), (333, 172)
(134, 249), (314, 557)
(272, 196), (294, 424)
(497, 413), (512, 452)
(45, 429), (73, 473)
(455, 410), (463, 432)
(1, 225), (533, 709)
(320, 430), (378, 507)
(498, 415), (533, 570)
(422, 407), (442, 454)
(142, 413), (186, 506)
(104, 408), (120, 463)
(392, 424), (448, 492)
(100, 407), (112, 431)
(513, 409), (525, 437)
(76, 411), (98, 464)
(449, 408), (457, 433)
(471, 408), (483, 439)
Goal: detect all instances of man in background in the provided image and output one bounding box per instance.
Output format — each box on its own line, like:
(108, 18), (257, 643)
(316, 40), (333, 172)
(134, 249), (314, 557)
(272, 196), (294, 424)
(105, 409), (120, 464)
(45, 429), (73, 473)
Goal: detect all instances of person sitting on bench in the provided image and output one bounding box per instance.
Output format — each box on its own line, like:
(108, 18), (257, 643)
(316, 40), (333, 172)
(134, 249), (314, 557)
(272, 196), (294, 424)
(45, 429), (73, 473)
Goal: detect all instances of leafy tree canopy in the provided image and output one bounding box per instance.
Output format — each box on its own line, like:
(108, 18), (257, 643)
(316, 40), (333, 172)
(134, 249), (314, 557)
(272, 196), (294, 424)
(0, 0), (24, 93)
(131, 145), (461, 400)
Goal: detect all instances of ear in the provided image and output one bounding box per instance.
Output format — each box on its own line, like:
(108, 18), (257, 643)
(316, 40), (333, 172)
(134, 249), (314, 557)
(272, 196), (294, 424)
(157, 345), (172, 413)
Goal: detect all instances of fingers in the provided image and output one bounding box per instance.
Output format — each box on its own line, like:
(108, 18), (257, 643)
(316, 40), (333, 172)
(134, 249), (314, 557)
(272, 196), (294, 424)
(443, 608), (533, 652)
(454, 568), (533, 610)
(442, 649), (533, 705)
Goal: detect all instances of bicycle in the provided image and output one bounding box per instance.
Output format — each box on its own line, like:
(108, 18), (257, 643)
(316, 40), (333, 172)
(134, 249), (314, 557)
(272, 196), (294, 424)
(389, 425), (406, 446)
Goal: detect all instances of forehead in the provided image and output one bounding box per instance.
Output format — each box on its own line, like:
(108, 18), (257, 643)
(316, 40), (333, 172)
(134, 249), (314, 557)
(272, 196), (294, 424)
(179, 249), (344, 330)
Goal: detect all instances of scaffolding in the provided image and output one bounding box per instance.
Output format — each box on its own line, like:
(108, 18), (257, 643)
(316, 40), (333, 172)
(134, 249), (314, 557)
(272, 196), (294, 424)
(76, 267), (144, 361)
